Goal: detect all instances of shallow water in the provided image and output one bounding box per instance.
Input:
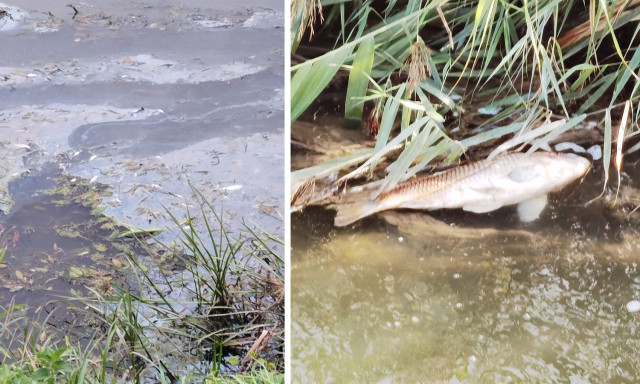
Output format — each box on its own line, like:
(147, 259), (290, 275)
(292, 165), (640, 383)
(1, 0), (283, 311)
(0, 166), (148, 312)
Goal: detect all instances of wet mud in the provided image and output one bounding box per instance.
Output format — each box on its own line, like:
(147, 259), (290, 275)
(1, 0), (283, 313)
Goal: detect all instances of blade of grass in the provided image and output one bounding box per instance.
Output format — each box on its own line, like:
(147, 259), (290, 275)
(602, 107), (612, 194)
(345, 35), (376, 124)
(292, 47), (353, 121)
(615, 100), (631, 200)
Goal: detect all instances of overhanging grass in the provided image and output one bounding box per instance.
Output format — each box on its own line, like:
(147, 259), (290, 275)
(291, 0), (640, 203)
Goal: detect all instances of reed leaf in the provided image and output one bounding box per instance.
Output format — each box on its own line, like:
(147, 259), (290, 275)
(292, 0), (449, 122)
(611, 43), (640, 105)
(603, 108), (612, 193)
(345, 35), (375, 123)
(377, 120), (439, 195)
(374, 83), (406, 154)
(292, 47), (353, 121)
(615, 100), (631, 196)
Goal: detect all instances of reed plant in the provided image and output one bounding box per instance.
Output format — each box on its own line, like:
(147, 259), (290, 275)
(291, 0), (640, 201)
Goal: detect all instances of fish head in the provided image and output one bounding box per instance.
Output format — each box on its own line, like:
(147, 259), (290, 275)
(530, 152), (591, 190)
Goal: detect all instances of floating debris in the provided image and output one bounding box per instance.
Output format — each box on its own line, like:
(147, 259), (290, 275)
(0, 54), (265, 88)
(477, 106), (502, 115)
(0, 3), (27, 32)
(626, 300), (640, 313)
(554, 142), (586, 153)
(587, 145), (602, 160)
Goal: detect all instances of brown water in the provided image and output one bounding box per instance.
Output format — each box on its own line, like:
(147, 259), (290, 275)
(292, 165), (640, 382)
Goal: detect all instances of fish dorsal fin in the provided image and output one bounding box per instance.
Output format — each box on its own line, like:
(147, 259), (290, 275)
(462, 200), (503, 213)
(508, 165), (539, 183)
(517, 194), (547, 222)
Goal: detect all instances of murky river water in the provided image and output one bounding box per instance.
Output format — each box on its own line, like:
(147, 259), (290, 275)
(292, 164), (640, 382)
(1, 0), (283, 311)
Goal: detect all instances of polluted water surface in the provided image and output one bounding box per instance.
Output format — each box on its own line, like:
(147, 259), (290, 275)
(0, 0), (284, 376)
(292, 144), (640, 382)
(0, 167), (151, 313)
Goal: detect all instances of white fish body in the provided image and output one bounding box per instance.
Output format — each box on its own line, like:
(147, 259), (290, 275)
(334, 152), (591, 227)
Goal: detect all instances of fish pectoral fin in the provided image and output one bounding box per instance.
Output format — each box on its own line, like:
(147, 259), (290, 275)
(462, 200), (503, 213)
(517, 194), (547, 222)
(508, 165), (539, 183)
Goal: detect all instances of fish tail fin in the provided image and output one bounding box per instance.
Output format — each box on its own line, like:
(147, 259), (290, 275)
(333, 200), (382, 227)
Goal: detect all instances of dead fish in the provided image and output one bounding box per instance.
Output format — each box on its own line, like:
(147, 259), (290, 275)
(334, 152), (591, 227)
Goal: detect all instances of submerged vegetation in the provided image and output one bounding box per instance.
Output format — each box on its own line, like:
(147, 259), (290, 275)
(0, 186), (283, 383)
(291, 0), (640, 206)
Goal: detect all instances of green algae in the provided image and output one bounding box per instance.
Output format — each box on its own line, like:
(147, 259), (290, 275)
(93, 243), (107, 252)
(44, 176), (112, 213)
(54, 224), (83, 239)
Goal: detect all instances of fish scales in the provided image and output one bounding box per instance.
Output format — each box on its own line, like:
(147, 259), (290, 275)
(380, 155), (526, 207)
(381, 159), (490, 202)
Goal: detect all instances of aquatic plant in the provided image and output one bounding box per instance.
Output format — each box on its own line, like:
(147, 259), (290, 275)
(205, 359), (284, 384)
(78, 188), (283, 381)
(0, 193), (283, 382)
(291, 0), (640, 203)
(0, 224), (19, 255)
